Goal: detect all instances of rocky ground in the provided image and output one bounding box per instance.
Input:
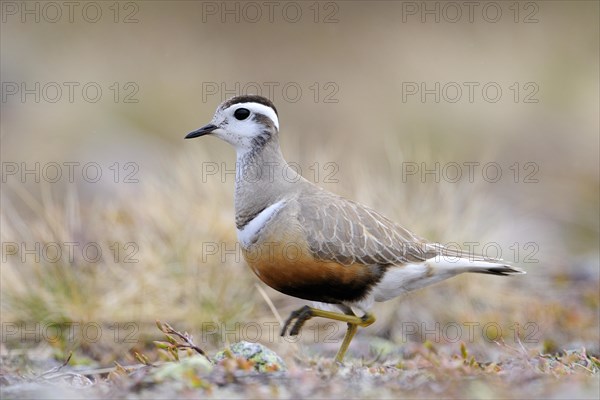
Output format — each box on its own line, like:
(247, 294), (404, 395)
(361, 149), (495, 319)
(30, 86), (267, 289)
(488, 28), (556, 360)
(2, 337), (598, 399)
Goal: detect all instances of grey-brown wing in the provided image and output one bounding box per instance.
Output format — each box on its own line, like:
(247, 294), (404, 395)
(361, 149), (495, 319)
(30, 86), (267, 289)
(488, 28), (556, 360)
(296, 188), (437, 266)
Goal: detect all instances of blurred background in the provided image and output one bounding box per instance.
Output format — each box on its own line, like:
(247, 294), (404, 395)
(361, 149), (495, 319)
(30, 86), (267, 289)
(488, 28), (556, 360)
(1, 0), (598, 368)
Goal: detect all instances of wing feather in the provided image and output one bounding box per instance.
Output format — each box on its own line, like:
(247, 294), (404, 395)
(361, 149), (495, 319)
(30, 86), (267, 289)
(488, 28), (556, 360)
(295, 181), (504, 266)
(297, 188), (433, 266)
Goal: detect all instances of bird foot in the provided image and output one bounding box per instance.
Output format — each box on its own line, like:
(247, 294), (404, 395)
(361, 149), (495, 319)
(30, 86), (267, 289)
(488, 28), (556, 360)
(280, 305), (313, 336)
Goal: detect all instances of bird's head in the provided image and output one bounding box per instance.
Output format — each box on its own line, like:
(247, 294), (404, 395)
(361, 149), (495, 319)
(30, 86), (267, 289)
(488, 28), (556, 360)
(185, 95), (279, 153)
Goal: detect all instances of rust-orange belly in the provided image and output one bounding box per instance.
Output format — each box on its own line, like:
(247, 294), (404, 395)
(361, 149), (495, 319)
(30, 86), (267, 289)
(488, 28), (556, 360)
(241, 239), (383, 303)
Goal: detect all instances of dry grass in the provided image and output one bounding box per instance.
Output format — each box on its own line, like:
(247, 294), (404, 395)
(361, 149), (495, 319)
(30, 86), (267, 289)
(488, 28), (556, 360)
(1, 1), (598, 397)
(1, 137), (598, 398)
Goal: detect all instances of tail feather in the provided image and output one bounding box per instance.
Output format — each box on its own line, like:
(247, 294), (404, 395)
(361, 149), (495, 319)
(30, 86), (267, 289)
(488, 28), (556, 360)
(466, 264), (526, 276)
(371, 258), (525, 301)
(432, 257), (526, 276)
(426, 243), (526, 276)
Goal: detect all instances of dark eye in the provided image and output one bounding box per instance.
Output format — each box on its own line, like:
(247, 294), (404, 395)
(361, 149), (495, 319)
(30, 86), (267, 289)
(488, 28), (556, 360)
(234, 108), (250, 120)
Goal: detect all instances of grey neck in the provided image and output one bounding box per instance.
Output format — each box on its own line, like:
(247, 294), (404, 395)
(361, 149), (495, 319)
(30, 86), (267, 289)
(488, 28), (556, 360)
(234, 135), (299, 229)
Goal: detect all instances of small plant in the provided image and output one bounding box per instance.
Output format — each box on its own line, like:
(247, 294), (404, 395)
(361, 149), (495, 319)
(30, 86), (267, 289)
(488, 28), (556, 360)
(153, 320), (212, 363)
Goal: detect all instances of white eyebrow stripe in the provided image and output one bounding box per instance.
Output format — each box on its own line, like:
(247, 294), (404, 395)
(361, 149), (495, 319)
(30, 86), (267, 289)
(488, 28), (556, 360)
(233, 102), (279, 131)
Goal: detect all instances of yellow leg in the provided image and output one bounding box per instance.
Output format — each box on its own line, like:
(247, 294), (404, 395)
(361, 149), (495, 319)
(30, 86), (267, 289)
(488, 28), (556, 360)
(335, 323), (358, 363)
(281, 306), (375, 362)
